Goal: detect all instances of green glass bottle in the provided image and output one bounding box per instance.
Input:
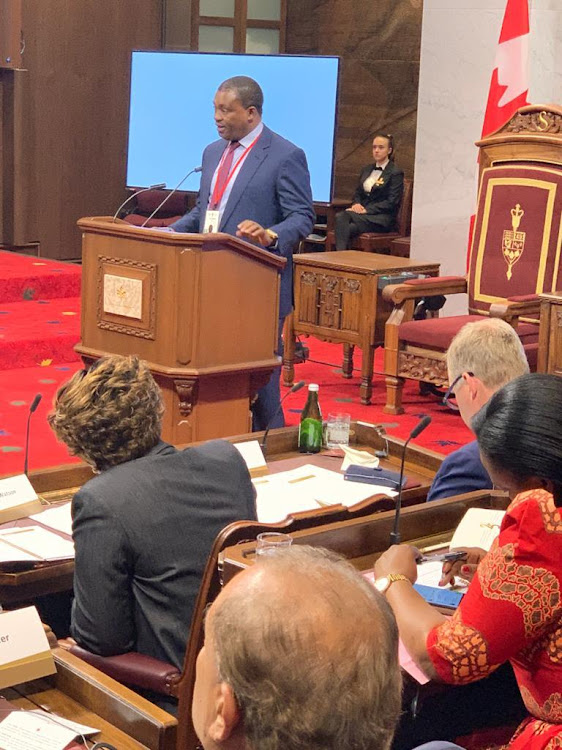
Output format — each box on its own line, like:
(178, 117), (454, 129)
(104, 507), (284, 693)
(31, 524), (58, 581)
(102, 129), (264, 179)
(298, 384), (322, 453)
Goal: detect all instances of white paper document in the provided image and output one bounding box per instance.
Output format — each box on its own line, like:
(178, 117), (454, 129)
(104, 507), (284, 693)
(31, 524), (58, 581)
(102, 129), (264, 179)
(416, 559), (469, 594)
(29, 710), (99, 737)
(233, 440), (267, 476)
(0, 711), (82, 750)
(30, 502), (73, 537)
(0, 526), (74, 563)
(253, 464), (396, 523)
(449, 507), (505, 552)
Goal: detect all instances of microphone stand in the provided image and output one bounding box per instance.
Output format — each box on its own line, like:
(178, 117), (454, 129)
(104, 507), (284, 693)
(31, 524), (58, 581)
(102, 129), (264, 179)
(112, 183), (166, 222)
(24, 393), (42, 476)
(389, 415), (432, 546)
(141, 167), (202, 227)
(260, 381), (306, 458)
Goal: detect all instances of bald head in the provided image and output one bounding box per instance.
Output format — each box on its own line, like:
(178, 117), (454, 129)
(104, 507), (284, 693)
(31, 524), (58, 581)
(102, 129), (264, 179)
(193, 546), (401, 750)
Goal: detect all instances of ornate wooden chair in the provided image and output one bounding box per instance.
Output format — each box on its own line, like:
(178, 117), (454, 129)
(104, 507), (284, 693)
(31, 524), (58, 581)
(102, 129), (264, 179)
(325, 178), (413, 254)
(62, 495), (396, 750)
(382, 104), (562, 414)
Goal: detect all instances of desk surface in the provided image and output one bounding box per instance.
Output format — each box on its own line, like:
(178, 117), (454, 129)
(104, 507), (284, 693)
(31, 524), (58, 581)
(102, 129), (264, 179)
(5, 649), (176, 750)
(0, 425), (442, 604)
(294, 251), (440, 274)
(221, 488), (510, 583)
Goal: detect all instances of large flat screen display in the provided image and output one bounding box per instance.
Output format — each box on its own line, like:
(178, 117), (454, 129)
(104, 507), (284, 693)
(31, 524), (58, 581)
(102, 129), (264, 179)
(126, 51), (339, 203)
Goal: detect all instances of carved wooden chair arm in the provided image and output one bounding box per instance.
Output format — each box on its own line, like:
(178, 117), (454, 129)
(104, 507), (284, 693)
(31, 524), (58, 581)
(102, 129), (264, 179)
(489, 295), (541, 324)
(382, 276), (467, 304)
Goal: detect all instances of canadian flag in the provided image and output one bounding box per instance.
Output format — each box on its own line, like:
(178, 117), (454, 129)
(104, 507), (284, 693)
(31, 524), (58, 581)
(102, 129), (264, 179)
(481, 0), (530, 138)
(467, 0), (530, 265)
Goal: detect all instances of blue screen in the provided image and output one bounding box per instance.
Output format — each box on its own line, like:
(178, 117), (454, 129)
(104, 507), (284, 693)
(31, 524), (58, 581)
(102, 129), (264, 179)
(126, 51), (339, 203)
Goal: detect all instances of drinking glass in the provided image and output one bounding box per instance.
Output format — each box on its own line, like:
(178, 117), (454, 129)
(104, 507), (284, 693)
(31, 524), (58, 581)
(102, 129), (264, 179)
(255, 532), (293, 557)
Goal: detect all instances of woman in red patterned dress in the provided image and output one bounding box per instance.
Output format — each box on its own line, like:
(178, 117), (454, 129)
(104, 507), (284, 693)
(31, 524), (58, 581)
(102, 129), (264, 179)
(375, 373), (562, 749)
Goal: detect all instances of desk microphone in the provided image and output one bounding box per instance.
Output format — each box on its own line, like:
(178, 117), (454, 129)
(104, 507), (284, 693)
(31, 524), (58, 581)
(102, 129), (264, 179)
(112, 183), (166, 221)
(260, 380), (306, 457)
(389, 415), (431, 546)
(140, 166), (202, 228)
(23, 393), (42, 476)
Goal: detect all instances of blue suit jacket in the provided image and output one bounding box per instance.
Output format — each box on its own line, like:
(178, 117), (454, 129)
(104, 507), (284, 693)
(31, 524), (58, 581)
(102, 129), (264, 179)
(426, 440), (492, 502)
(170, 125), (315, 318)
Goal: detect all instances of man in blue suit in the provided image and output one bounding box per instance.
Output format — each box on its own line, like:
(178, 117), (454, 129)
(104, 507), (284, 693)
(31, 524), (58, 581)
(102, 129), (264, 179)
(170, 76), (315, 430)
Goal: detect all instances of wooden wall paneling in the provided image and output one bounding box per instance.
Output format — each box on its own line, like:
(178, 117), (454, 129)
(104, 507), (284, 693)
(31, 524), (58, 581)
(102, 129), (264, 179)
(164, 0), (193, 50)
(0, 0), (22, 69)
(0, 67), (36, 248)
(14, 0), (162, 260)
(285, 0), (422, 200)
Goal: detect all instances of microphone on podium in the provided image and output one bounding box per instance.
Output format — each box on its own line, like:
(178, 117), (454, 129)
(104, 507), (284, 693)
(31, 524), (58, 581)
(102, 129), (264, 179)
(112, 183), (167, 222)
(260, 381), (306, 457)
(389, 415), (432, 546)
(23, 393), (42, 477)
(140, 166), (203, 228)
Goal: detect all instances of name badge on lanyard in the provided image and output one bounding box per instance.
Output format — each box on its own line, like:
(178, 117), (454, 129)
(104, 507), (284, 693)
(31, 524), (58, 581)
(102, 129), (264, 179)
(203, 210), (220, 234)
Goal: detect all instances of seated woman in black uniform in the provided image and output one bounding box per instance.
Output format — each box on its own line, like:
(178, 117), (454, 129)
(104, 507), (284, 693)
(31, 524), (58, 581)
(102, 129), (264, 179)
(335, 132), (404, 250)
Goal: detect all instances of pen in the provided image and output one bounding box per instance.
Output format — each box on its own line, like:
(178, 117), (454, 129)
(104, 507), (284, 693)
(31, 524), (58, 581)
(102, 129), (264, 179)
(417, 550), (468, 564)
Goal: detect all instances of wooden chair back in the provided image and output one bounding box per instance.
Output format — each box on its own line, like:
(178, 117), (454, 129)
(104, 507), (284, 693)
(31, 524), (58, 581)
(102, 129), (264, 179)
(467, 105), (562, 317)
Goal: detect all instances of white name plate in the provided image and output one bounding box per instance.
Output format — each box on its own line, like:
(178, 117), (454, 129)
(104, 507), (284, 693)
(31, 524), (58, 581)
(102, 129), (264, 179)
(0, 606), (55, 689)
(0, 475), (43, 522)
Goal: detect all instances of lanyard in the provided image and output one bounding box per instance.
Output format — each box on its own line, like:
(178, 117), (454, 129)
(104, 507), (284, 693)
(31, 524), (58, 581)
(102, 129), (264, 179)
(209, 134), (261, 209)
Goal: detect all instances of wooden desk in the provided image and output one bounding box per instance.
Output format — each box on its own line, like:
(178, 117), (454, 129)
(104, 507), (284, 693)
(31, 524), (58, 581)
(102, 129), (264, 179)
(538, 292), (562, 374)
(0, 425), (442, 608)
(5, 648), (176, 750)
(284, 251), (440, 404)
(221, 489), (510, 583)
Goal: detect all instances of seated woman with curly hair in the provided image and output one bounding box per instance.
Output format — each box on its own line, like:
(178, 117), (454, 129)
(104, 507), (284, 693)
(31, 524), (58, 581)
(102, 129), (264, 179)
(375, 373), (562, 749)
(49, 355), (256, 704)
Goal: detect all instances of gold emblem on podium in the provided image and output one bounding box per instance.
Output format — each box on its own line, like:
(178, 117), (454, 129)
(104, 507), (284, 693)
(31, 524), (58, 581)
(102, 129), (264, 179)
(502, 204), (525, 280)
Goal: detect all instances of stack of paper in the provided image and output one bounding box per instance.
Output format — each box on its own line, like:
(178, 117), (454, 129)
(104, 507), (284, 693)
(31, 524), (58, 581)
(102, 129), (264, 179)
(0, 526), (74, 565)
(253, 464), (396, 523)
(30, 502), (72, 536)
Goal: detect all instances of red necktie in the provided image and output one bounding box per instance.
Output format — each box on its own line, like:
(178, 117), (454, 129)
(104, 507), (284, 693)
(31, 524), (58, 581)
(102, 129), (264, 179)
(211, 141), (239, 209)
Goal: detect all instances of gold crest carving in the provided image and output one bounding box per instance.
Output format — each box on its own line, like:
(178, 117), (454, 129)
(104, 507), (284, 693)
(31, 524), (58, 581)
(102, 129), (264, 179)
(502, 204), (526, 280)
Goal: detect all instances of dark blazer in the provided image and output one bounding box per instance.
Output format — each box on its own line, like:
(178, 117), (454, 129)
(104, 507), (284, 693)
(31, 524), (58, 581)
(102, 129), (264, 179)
(170, 125), (315, 318)
(426, 440), (492, 502)
(352, 161), (404, 230)
(71, 439), (256, 668)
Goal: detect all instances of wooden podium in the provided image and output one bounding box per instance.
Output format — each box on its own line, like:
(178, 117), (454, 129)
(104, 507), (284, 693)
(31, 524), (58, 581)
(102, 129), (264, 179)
(76, 217), (285, 444)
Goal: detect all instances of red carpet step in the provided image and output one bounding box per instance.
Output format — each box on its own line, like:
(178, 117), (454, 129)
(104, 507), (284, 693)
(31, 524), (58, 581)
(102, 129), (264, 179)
(0, 297), (81, 371)
(0, 252), (81, 303)
(0, 362), (84, 475)
(283, 342), (473, 455)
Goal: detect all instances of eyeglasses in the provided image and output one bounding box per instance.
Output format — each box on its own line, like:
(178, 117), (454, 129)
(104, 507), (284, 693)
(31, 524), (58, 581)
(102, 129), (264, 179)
(442, 371), (474, 411)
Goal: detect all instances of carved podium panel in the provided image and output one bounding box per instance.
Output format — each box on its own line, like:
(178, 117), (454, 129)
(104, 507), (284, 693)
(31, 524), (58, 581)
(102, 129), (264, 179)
(76, 217), (285, 443)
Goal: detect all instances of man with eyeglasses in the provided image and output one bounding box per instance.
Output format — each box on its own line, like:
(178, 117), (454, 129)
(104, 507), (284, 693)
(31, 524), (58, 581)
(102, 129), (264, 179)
(426, 318), (529, 502)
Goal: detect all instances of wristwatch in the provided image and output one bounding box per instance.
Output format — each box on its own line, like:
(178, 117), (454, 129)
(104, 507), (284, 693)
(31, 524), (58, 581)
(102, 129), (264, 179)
(374, 573), (411, 593)
(265, 228), (279, 249)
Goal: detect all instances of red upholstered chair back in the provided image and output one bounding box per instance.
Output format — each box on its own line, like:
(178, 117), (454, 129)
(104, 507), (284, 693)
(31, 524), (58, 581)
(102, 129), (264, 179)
(467, 164), (562, 318)
(122, 189), (188, 227)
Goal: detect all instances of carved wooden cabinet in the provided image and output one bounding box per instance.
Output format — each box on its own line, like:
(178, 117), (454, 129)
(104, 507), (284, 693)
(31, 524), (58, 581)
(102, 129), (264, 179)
(538, 293), (562, 376)
(284, 251), (440, 404)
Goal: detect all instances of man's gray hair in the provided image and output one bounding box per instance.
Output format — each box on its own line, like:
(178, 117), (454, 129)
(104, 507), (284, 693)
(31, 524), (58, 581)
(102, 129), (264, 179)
(447, 318), (529, 389)
(211, 545), (402, 750)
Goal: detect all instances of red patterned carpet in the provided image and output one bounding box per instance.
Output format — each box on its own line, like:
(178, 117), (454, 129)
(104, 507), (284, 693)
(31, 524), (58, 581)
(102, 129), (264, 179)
(0, 251), (472, 476)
